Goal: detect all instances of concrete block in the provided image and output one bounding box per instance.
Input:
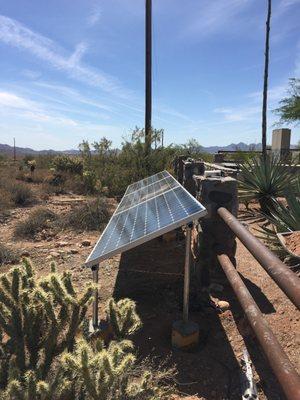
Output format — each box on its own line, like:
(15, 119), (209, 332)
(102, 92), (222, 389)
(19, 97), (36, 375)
(172, 320), (199, 351)
(272, 128), (291, 156)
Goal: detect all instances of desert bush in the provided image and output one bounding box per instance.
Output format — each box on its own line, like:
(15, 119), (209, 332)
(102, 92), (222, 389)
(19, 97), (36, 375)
(14, 208), (57, 239)
(52, 155), (83, 175)
(0, 243), (19, 266)
(61, 198), (111, 231)
(0, 187), (12, 211)
(238, 154), (296, 212)
(9, 183), (34, 206)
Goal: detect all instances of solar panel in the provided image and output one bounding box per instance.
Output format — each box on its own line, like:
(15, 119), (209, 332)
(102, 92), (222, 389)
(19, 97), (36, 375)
(85, 170), (207, 267)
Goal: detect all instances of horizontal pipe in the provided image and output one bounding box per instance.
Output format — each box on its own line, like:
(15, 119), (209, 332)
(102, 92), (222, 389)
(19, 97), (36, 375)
(217, 253), (300, 400)
(218, 207), (300, 310)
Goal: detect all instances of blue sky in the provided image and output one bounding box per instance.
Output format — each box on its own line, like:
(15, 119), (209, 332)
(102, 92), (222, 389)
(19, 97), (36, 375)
(0, 0), (299, 150)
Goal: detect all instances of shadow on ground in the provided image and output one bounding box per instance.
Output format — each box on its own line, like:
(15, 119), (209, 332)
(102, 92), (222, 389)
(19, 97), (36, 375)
(113, 238), (242, 399)
(113, 236), (286, 399)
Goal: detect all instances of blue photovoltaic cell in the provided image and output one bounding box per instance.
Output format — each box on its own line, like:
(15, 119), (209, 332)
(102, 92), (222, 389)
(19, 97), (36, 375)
(85, 171), (207, 266)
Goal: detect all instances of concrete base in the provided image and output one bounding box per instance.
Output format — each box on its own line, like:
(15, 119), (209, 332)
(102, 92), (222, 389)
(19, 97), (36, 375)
(172, 320), (199, 351)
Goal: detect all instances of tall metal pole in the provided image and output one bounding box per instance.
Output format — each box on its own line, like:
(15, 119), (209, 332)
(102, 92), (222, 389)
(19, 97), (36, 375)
(183, 223), (192, 324)
(92, 265), (99, 328)
(145, 0), (152, 155)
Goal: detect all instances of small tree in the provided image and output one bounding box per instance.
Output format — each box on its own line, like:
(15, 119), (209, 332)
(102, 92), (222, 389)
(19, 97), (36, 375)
(275, 78), (300, 125)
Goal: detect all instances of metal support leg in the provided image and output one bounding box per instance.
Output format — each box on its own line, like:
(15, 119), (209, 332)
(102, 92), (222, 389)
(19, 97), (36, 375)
(91, 264), (99, 328)
(183, 223), (192, 324)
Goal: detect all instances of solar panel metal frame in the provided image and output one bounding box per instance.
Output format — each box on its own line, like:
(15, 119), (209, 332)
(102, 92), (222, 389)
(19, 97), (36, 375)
(85, 170), (207, 267)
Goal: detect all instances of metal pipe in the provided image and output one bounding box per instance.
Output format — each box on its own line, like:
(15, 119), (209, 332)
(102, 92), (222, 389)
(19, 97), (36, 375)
(183, 224), (192, 324)
(218, 207), (300, 309)
(217, 253), (300, 400)
(92, 265), (99, 328)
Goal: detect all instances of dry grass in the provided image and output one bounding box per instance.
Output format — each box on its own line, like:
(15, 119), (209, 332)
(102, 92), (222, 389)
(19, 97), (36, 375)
(0, 243), (20, 266)
(9, 182), (35, 206)
(60, 198), (111, 231)
(0, 168), (35, 209)
(14, 207), (57, 239)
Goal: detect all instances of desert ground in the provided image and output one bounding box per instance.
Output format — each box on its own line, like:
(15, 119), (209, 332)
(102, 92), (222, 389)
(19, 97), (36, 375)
(0, 176), (299, 400)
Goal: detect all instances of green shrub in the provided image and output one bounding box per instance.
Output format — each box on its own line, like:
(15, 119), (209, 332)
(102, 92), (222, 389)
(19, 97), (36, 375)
(0, 243), (19, 266)
(82, 169), (100, 194)
(52, 155), (83, 175)
(14, 208), (57, 239)
(61, 198), (111, 231)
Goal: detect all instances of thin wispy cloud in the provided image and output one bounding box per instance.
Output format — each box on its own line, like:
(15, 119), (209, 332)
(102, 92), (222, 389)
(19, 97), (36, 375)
(0, 15), (129, 98)
(34, 82), (113, 112)
(0, 90), (78, 126)
(182, 0), (250, 39)
(68, 42), (88, 66)
(214, 105), (261, 122)
(0, 89), (123, 149)
(87, 3), (102, 26)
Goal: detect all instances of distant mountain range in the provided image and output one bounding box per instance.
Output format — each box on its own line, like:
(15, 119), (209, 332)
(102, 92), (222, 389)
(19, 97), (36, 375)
(0, 142), (265, 156)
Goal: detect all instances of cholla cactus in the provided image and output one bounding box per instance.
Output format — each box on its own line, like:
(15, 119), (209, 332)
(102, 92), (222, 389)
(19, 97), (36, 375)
(59, 339), (135, 399)
(106, 298), (142, 340)
(58, 338), (172, 400)
(3, 369), (51, 400)
(0, 258), (94, 386)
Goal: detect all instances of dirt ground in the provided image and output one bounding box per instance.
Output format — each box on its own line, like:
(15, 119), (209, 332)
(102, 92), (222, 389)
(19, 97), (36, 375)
(0, 192), (299, 400)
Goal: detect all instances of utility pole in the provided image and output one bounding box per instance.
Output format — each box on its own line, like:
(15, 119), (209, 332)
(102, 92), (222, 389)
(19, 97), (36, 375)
(262, 0), (271, 161)
(145, 0), (152, 155)
(13, 137), (16, 162)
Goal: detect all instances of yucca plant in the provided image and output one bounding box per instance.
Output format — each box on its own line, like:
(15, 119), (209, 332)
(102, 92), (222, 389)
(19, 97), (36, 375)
(238, 154), (296, 213)
(258, 188), (300, 249)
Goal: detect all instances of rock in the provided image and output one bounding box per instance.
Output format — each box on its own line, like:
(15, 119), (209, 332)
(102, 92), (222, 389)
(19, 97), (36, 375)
(218, 300), (230, 311)
(46, 255), (52, 260)
(81, 240), (91, 247)
(70, 249), (79, 254)
(49, 251), (60, 258)
(21, 250), (30, 257)
(57, 241), (69, 247)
